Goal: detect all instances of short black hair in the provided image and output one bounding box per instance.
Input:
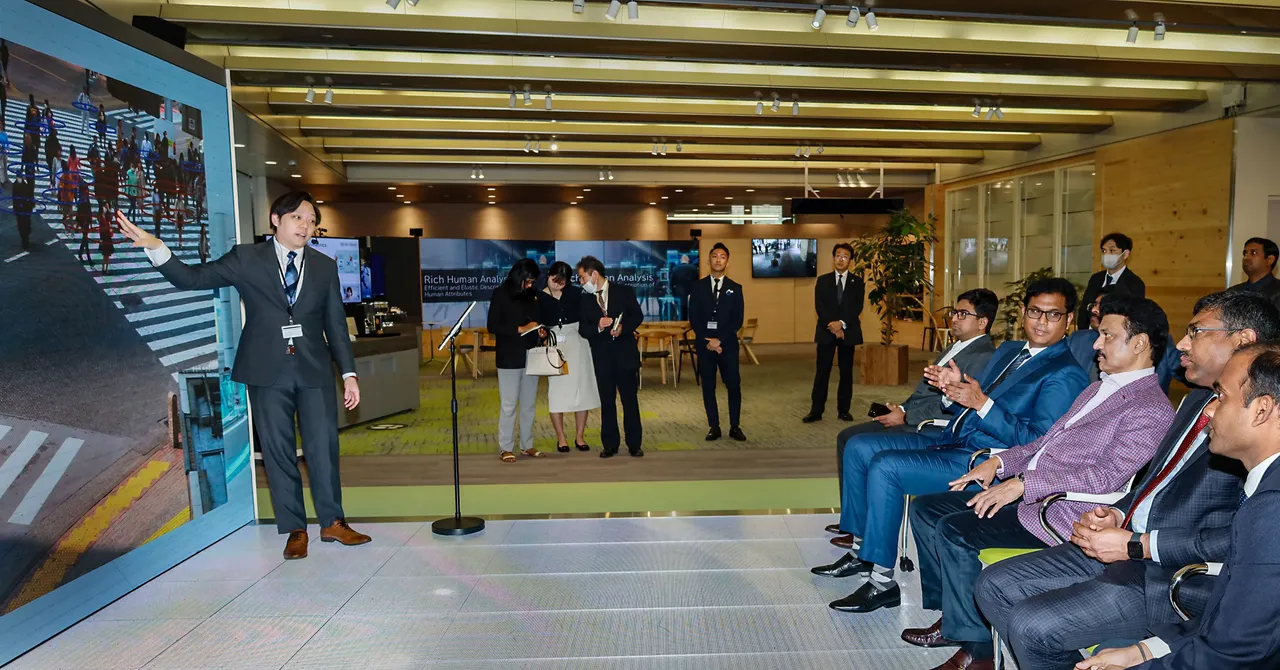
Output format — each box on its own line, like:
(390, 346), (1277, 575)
(1024, 277), (1078, 317)
(1099, 294), (1169, 365)
(1193, 291), (1280, 341)
(1239, 341), (1280, 405)
(1100, 233), (1133, 252)
(711, 242), (730, 256)
(576, 255), (607, 277)
(269, 191), (320, 229)
(833, 242), (854, 258)
(547, 261), (573, 285)
(956, 288), (999, 334)
(1245, 237), (1280, 271)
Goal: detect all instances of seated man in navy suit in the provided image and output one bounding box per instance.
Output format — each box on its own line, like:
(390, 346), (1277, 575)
(1076, 341), (1280, 670)
(814, 278), (1090, 613)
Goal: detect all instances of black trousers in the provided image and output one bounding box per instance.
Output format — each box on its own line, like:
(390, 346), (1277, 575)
(16, 214), (31, 250)
(247, 356), (345, 533)
(811, 340), (854, 416)
(911, 491), (1045, 646)
(595, 361), (642, 452)
(697, 341), (741, 428)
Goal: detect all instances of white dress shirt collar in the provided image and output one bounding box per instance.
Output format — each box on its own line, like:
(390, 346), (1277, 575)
(935, 334), (984, 366)
(1107, 266), (1127, 284)
(1245, 452), (1280, 498)
(1098, 367), (1155, 387)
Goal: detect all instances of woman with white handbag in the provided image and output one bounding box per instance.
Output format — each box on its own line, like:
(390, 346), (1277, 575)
(539, 261), (602, 452)
(488, 259), (546, 463)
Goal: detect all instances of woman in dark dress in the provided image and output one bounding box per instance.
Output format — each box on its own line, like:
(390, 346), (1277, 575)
(488, 258), (546, 462)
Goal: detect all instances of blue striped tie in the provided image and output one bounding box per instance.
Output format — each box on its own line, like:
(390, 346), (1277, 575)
(1240, 490), (1248, 509)
(284, 251), (299, 305)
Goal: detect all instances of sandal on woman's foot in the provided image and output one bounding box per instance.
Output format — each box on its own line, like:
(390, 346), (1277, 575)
(500, 451), (517, 463)
(557, 444), (571, 453)
(575, 442), (591, 452)
(521, 448), (546, 459)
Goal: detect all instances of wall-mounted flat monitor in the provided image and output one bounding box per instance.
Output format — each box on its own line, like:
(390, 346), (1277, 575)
(264, 236), (363, 302)
(751, 238), (819, 278)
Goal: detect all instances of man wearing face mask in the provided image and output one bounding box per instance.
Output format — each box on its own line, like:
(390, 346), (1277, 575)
(1078, 233), (1147, 330)
(577, 256), (645, 458)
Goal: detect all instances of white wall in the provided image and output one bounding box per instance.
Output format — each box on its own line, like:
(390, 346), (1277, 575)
(1232, 117), (1280, 284)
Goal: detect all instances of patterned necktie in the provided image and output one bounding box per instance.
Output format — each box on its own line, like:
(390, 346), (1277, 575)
(1122, 411), (1211, 529)
(284, 251), (299, 305)
(597, 291), (606, 314)
(1239, 490), (1248, 509)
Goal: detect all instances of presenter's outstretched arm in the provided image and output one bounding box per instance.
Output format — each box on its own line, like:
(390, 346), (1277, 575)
(118, 210), (239, 291)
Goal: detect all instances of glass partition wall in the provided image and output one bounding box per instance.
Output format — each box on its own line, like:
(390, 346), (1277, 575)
(943, 163), (1095, 304)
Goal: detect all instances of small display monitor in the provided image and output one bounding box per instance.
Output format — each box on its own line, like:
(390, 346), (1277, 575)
(751, 238), (819, 278)
(264, 235), (363, 303)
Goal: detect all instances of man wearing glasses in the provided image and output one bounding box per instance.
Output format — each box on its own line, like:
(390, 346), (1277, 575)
(975, 291), (1280, 670)
(827, 288), (998, 532)
(815, 278), (1089, 618)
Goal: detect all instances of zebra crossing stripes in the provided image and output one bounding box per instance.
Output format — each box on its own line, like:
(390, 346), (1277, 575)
(159, 342), (218, 367)
(147, 327), (216, 351)
(9, 438), (84, 525)
(136, 313), (214, 336)
(0, 429), (49, 502)
(124, 300), (215, 322)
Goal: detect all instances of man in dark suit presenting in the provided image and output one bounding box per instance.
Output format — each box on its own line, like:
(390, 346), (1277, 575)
(578, 255), (645, 458)
(1078, 232), (1146, 329)
(689, 243), (746, 441)
(117, 192), (371, 560)
(804, 243), (864, 423)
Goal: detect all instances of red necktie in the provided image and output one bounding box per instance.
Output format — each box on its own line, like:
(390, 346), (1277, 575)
(1122, 411), (1211, 529)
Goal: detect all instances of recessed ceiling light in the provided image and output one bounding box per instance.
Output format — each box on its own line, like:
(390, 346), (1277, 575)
(488, 202), (496, 205)
(388, 186), (396, 190)
(487, 187), (496, 191)
(583, 188), (592, 192)
(746, 189), (755, 192)
(785, 197), (792, 200)
(675, 189), (683, 192)
(661, 196), (669, 200)
(265, 160), (277, 165)
(576, 195), (584, 199)
(707, 203), (714, 206)
(725, 197), (733, 200)
(649, 202), (656, 205)
(570, 202), (577, 205)
(234, 143), (246, 148)
(316, 200), (325, 204)
(291, 174), (302, 178)
(692, 208), (699, 212)
(403, 201), (412, 204)
(396, 194), (404, 198)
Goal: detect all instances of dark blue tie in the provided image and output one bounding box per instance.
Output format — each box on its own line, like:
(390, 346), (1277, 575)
(1240, 490), (1248, 509)
(284, 251), (299, 305)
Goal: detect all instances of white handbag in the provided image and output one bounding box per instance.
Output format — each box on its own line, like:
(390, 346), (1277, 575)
(526, 329), (568, 376)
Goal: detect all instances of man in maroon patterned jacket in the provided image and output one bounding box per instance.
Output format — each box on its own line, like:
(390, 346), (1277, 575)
(898, 295), (1176, 670)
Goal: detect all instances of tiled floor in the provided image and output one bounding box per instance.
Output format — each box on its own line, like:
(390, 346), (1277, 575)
(8, 515), (960, 669)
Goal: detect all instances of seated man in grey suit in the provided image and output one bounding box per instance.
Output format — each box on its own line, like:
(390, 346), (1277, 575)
(827, 288), (997, 534)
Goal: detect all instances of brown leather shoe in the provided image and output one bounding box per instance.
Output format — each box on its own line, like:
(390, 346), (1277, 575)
(929, 649), (994, 670)
(283, 530), (309, 560)
(902, 618), (959, 648)
(830, 533), (856, 549)
(320, 520), (372, 546)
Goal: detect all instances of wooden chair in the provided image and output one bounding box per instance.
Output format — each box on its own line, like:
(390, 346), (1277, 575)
(737, 318), (761, 365)
(678, 327), (700, 386)
(638, 330), (677, 389)
(919, 302), (953, 352)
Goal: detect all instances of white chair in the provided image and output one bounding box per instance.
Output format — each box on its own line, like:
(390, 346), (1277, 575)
(898, 419), (952, 572)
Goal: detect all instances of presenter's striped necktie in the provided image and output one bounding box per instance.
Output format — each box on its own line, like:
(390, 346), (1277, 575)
(285, 251), (299, 305)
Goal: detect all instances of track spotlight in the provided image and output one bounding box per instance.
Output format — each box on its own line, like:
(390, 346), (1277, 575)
(661, 142), (668, 155)
(608, 169), (615, 180)
(792, 97), (800, 116)
(837, 171), (847, 187)
(573, 0), (585, 12)
(846, 6), (860, 27)
(993, 107), (1004, 120)
(754, 91), (764, 115)
(771, 93), (780, 113)
(599, 168), (606, 181)
(324, 87), (334, 104)
(304, 86), (316, 103)
(386, 0), (400, 8)
(676, 140), (683, 152)
(509, 88), (517, 108)
(1154, 12), (1166, 41)
(533, 141), (540, 154)
(865, 10), (878, 30)
(605, 0), (622, 21)
(651, 141), (658, 156)
(795, 146), (803, 158)
(628, 0), (638, 20)
(406, 0), (418, 5)
(477, 166), (485, 179)
(545, 92), (553, 110)
(470, 167), (478, 179)
(523, 85), (532, 106)
(803, 146), (812, 158)
(972, 102), (982, 118)
(550, 138), (559, 151)
(817, 145), (824, 155)
(985, 106), (996, 120)
(523, 139), (532, 153)
(811, 7), (826, 30)
(1125, 9), (1139, 43)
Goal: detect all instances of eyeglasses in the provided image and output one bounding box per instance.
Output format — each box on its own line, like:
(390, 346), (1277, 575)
(1184, 325), (1239, 341)
(950, 309), (978, 321)
(1026, 307), (1068, 323)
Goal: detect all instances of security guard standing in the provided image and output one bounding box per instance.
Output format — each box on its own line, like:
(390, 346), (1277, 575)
(689, 243), (746, 441)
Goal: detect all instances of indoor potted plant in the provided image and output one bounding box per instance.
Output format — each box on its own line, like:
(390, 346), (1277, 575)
(850, 209), (936, 385)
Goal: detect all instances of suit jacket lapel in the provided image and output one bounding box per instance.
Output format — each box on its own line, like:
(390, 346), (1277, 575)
(262, 241), (290, 311)
(1136, 391), (1213, 491)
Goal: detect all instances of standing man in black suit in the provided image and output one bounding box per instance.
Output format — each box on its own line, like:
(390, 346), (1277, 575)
(689, 243), (746, 442)
(1228, 237), (1280, 310)
(1078, 232), (1147, 329)
(117, 192), (371, 560)
(975, 291), (1280, 670)
(804, 243), (864, 423)
(577, 255), (645, 458)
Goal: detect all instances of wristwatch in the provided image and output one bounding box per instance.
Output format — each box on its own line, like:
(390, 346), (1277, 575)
(1127, 532), (1145, 560)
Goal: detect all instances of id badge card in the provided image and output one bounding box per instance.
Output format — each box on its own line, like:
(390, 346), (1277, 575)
(707, 321), (718, 330)
(282, 323), (304, 339)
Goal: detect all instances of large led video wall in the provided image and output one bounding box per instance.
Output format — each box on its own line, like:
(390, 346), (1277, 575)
(421, 239), (700, 329)
(0, 2), (245, 663)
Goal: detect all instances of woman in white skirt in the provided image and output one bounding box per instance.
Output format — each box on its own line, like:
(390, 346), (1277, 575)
(539, 261), (601, 452)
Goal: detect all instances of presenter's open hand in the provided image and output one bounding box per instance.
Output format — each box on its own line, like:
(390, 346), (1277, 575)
(343, 377), (361, 410)
(116, 211), (162, 250)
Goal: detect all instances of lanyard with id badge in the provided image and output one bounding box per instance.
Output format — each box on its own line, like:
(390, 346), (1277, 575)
(278, 254), (305, 355)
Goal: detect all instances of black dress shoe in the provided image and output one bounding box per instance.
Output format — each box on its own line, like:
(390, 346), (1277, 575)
(810, 553), (873, 578)
(557, 444), (571, 453)
(629, 448), (644, 457)
(802, 414), (823, 423)
(705, 427), (722, 441)
(600, 449), (618, 459)
(829, 582), (901, 613)
(729, 426), (746, 441)
(575, 442), (591, 452)
(824, 523), (843, 534)
(838, 412), (854, 421)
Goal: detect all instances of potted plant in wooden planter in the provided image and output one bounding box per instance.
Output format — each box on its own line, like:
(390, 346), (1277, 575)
(850, 210), (936, 386)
